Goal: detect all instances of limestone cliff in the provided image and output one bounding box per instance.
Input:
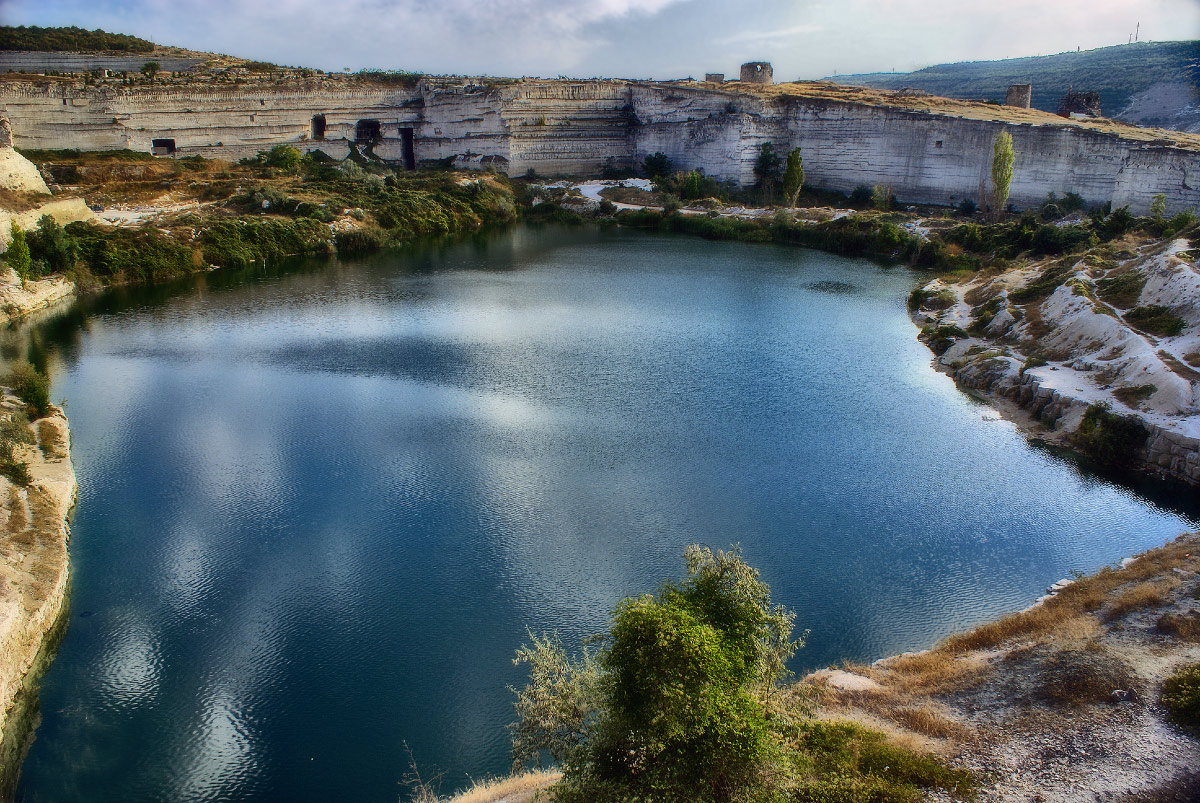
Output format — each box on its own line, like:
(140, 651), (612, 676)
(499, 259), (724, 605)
(2, 74), (1198, 215)
(0, 396), (75, 794)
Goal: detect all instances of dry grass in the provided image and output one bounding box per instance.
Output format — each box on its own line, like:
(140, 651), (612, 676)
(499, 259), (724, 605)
(35, 420), (65, 460)
(1103, 578), (1181, 621)
(910, 536), (1198, 658)
(889, 705), (970, 740)
(1157, 350), (1200, 382)
(885, 650), (979, 694)
(1157, 612), (1200, 642)
(446, 770), (561, 803)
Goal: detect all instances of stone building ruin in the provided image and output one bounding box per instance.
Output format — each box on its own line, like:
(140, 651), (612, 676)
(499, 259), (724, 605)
(1058, 89), (1101, 119)
(704, 73), (724, 83)
(739, 62), (772, 84)
(1005, 84), (1032, 109)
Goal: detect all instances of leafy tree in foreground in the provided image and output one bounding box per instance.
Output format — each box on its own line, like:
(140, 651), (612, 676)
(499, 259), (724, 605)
(990, 130), (1015, 220)
(513, 545), (799, 803)
(782, 148), (805, 208)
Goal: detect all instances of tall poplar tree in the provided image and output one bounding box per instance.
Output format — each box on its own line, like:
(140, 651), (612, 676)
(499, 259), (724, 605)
(782, 148), (805, 207)
(991, 131), (1015, 220)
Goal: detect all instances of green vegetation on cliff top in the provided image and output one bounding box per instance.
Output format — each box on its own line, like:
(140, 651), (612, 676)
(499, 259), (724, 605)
(0, 26), (156, 54)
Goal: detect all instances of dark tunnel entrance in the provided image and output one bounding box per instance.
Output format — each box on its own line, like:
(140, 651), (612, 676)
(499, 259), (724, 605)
(151, 138), (176, 156)
(311, 114), (326, 141)
(400, 127), (415, 170)
(355, 119), (382, 143)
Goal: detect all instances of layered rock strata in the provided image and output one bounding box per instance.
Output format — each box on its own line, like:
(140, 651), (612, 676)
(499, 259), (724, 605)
(2, 76), (1198, 215)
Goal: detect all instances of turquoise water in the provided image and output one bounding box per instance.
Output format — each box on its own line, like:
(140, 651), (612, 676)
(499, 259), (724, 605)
(12, 225), (1198, 802)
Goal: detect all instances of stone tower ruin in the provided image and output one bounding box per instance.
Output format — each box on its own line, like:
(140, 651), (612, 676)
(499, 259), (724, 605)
(739, 62), (773, 85)
(1005, 84), (1032, 109)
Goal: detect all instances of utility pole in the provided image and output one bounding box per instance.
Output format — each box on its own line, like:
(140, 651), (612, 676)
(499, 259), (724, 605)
(1135, 22), (1140, 41)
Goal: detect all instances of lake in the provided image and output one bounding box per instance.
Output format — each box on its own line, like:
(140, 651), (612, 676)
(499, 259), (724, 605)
(12, 224), (1198, 802)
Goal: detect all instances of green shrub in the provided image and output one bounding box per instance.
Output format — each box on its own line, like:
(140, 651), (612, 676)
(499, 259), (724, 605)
(1125, 305), (1186, 337)
(1069, 403), (1146, 467)
(1095, 271), (1146, 307)
(1009, 260), (1077, 304)
(6, 221), (31, 285)
(1021, 356), (1048, 374)
(515, 546), (799, 803)
(1161, 662), (1200, 727)
(788, 720), (974, 802)
(1113, 384), (1156, 408)
(335, 228), (386, 253)
(907, 287), (954, 312)
(943, 217), (1095, 259)
(849, 186), (874, 208)
(65, 222), (194, 283)
(262, 144), (302, 172)
(968, 297), (1004, 334)
(5, 362), (50, 418)
(642, 152), (673, 179)
(0, 459), (31, 485)
(199, 218), (331, 268)
(1091, 206), (1135, 241)
(921, 324), (969, 356)
(27, 215), (79, 275)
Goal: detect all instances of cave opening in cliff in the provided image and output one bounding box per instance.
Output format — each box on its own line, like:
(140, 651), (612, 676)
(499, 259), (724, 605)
(356, 119), (381, 143)
(151, 138), (176, 156)
(400, 127), (415, 170)
(311, 114), (326, 141)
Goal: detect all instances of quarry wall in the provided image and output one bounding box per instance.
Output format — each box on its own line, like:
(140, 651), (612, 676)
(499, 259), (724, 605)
(1, 76), (1198, 215)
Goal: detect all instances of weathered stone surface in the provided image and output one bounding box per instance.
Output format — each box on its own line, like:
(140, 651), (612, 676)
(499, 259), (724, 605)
(739, 62), (773, 85)
(1006, 84), (1032, 108)
(3, 77), (1198, 214)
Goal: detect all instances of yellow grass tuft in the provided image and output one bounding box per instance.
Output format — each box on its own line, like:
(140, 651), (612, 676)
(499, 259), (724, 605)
(446, 770), (562, 803)
(1103, 578), (1181, 621)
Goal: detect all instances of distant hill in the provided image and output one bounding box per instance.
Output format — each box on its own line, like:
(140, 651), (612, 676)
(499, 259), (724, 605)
(0, 25), (156, 54)
(831, 41), (1199, 131)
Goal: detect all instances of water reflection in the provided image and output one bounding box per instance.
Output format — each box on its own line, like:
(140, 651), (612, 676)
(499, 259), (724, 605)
(13, 225), (1199, 803)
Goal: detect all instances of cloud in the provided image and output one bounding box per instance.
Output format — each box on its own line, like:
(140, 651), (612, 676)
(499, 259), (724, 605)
(718, 23), (823, 45)
(1, 0), (696, 75)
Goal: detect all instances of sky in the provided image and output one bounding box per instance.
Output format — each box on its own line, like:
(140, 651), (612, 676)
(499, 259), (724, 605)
(1, 0), (1196, 80)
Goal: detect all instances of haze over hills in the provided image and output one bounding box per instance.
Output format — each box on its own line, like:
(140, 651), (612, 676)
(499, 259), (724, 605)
(830, 40), (1200, 132)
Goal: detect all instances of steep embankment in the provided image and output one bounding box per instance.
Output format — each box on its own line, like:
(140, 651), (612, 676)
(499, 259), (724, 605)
(0, 394), (75, 795)
(911, 236), (1200, 486)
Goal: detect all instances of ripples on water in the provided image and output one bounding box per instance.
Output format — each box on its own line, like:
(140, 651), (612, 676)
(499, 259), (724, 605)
(12, 225), (1198, 802)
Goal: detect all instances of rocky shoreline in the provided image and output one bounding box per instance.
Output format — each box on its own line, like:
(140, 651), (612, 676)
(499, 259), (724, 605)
(911, 235), (1200, 487)
(0, 395), (76, 794)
